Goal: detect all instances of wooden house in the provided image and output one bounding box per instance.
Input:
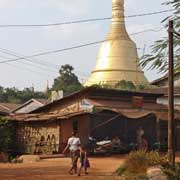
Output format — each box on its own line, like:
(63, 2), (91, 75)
(9, 87), (180, 154)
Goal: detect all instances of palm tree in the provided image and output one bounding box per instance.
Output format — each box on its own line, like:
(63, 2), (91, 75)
(140, 0), (180, 73)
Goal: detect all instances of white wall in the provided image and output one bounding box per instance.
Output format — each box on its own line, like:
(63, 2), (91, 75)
(157, 96), (180, 105)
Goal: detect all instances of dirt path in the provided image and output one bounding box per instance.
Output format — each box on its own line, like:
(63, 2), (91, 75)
(0, 156), (126, 180)
(0, 154), (179, 180)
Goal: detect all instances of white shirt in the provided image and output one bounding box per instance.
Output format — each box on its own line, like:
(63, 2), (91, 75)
(68, 137), (81, 151)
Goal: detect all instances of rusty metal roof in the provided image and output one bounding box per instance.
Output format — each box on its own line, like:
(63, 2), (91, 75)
(0, 103), (20, 115)
(32, 86), (163, 113)
(8, 110), (89, 122)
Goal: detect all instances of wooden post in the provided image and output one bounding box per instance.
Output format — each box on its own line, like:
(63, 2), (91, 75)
(168, 20), (175, 166)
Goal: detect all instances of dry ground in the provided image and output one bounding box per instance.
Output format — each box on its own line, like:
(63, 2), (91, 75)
(0, 154), (179, 180)
(0, 155), (126, 180)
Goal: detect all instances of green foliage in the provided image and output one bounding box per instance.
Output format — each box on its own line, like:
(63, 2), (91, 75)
(116, 165), (148, 180)
(115, 80), (136, 90)
(0, 86), (46, 104)
(126, 151), (149, 173)
(148, 151), (168, 166)
(115, 80), (150, 91)
(117, 151), (180, 180)
(0, 117), (16, 153)
(94, 83), (114, 89)
(162, 162), (180, 180)
(51, 64), (83, 95)
(116, 151), (167, 179)
(93, 80), (149, 91)
(140, 0), (180, 73)
(116, 164), (127, 175)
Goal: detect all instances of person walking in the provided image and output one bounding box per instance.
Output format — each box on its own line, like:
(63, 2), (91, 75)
(78, 146), (90, 176)
(63, 132), (81, 174)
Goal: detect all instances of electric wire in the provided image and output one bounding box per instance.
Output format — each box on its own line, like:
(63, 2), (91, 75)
(1, 58), (55, 77)
(0, 48), (60, 70)
(0, 28), (164, 64)
(0, 50), (58, 73)
(0, 48), (90, 79)
(0, 9), (173, 28)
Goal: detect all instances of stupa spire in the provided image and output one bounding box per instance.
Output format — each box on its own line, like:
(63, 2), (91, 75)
(85, 0), (148, 86)
(112, 0), (124, 22)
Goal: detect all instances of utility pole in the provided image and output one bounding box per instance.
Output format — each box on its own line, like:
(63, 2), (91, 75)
(168, 20), (175, 166)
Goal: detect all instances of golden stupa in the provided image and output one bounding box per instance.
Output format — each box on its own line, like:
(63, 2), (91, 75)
(85, 0), (148, 86)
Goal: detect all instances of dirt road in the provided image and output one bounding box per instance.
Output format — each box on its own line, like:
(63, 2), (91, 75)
(0, 156), (126, 180)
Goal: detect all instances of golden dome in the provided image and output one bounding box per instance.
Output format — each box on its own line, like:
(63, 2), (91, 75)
(85, 0), (148, 86)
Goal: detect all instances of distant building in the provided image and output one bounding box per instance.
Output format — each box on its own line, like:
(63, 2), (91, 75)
(12, 99), (48, 114)
(149, 72), (180, 106)
(0, 103), (20, 116)
(144, 87), (180, 106)
(151, 72), (180, 87)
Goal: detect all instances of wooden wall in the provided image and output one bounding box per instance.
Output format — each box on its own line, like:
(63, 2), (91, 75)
(16, 121), (60, 154)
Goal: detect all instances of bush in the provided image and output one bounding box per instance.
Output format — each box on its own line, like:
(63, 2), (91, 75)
(148, 151), (168, 166)
(125, 151), (148, 173)
(116, 164), (127, 175)
(0, 117), (17, 154)
(162, 162), (180, 180)
(116, 150), (167, 179)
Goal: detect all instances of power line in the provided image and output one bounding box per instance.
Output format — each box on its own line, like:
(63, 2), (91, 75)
(0, 51), (58, 74)
(0, 9), (173, 28)
(0, 28), (164, 64)
(126, 9), (173, 18)
(2, 59), (54, 77)
(0, 53), (59, 77)
(0, 48), (60, 70)
(0, 49), (59, 73)
(0, 48), (91, 79)
(130, 28), (164, 36)
(0, 41), (105, 64)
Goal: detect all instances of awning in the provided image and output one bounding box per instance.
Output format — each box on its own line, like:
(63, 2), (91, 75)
(97, 108), (180, 121)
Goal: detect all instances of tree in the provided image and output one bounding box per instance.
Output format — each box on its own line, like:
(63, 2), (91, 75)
(0, 117), (16, 153)
(51, 64), (83, 95)
(140, 0), (180, 73)
(0, 87), (46, 104)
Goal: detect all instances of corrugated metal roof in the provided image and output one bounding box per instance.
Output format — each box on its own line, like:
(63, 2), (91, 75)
(150, 72), (180, 85)
(8, 110), (89, 122)
(31, 86), (163, 113)
(0, 103), (20, 114)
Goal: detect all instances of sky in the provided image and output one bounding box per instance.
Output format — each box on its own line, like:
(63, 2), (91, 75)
(0, 0), (173, 91)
